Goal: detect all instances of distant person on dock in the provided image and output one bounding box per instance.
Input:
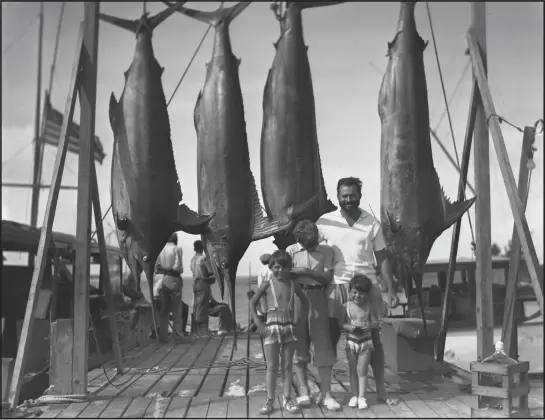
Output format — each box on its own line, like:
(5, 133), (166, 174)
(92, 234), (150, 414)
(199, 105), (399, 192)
(154, 233), (184, 342)
(249, 250), (308, 415)
(247, 253), (271, 332)
(341, 274), (377, 410)
(190, 240), (215, 336)
(316, 176), (400, 406)
(287, 220), (341, 411)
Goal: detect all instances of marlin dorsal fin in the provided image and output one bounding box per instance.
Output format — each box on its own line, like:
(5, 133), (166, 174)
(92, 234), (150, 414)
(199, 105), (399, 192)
(441, 187), (477, 232)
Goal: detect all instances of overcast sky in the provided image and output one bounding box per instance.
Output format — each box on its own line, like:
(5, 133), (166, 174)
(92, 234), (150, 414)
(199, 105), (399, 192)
(2, 2), (543, 278)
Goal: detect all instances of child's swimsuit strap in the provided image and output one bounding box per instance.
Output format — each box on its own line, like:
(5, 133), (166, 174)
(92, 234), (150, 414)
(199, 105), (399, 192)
(269, 278), (280, 309)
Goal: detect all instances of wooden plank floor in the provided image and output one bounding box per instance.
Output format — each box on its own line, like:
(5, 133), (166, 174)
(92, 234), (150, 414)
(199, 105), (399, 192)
(28, 333), (544, 418)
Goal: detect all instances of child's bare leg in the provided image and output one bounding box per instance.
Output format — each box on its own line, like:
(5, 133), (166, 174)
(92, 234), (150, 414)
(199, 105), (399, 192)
(357, 350), (372, 399)
(282, 342), (295, 400)
(265, 343), (280, 400)
(345, 349), (359, 398)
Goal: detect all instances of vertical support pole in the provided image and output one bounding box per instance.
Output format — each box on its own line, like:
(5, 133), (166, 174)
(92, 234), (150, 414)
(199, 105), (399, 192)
(435, 82), (477, 361)
(72, 2), (99, 395)
(502, 127), (535, 359)
(29, 1), (45, 265)
(7, 24), (84, 410)
(470, 2), (494, 361)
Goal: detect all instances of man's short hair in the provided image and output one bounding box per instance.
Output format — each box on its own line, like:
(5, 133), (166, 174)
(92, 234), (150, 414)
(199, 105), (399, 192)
(268, 250), (293, 270)
(194, 240), (204, 253)
(168, 233), (178, 245)
(292, 219), (319, 243)
(337, 177), (363, 195)
(349, 274), (373, 294)
(259, 253), (271, 265)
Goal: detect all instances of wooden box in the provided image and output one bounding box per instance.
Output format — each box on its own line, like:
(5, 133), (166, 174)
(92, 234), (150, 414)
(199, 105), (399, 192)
(470, 360), (530, 418)
(380, 318), (438, 374)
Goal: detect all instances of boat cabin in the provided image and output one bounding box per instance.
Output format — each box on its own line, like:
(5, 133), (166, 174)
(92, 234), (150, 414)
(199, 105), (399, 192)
(1, 220), (125, 401)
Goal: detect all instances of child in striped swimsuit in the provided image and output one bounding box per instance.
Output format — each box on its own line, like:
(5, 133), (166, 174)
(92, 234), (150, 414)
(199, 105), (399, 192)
(341, 274), (376, 410)
(249, 250), (309, 415)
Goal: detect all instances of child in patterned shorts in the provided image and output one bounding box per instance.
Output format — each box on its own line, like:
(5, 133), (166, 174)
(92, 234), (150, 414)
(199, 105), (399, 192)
(250, 250), (309, 415)
(341, 274), (377, 410)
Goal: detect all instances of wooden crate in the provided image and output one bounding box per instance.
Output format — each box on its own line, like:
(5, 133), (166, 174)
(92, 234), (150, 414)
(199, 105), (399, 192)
(470, 360), (530, 418)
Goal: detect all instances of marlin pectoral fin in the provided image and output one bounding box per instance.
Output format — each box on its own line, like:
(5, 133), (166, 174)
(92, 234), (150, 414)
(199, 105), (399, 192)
(441, 188), (477, 232)
(176, 204), (215, 235)
(287, 194), (319, 219)
(109, 93), (118, 130)
(324, 199), (338, 214)
(249, 171), (291, 241)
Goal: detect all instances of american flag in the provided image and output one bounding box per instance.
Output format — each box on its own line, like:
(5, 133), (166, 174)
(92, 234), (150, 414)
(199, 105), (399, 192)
(41, 95), (106, 164)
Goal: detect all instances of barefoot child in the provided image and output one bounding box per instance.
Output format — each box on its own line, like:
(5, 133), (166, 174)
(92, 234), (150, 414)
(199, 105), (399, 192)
(250, 250), (309, 415)
(341, 274), (376, 409)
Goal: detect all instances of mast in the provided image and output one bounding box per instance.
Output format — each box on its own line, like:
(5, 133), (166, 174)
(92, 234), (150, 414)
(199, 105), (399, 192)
(29, 2), (44, 232)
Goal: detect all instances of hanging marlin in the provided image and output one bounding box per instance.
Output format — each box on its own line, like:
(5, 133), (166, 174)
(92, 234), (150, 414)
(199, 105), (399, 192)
(101, 4), (215, 336)
(165, 1), (316, 334)
(378, 1), (476, 335)
(261, 2), (344, 250)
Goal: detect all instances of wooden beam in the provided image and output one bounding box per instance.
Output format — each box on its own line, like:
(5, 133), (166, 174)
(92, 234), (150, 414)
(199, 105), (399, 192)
(90, 159), (124, 373)
(469, 2), (494, 361)
(7, 24), (84, 410)
(467, 29), (544, 318)
(435, 81), (477, 362)
(2, 182), (79, 190)
(502, 127), (535, 359)
(72, 2), (100, 395)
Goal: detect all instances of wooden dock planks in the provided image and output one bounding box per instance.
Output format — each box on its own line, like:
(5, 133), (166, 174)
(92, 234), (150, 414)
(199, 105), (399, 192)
(27, 333), (543, 419)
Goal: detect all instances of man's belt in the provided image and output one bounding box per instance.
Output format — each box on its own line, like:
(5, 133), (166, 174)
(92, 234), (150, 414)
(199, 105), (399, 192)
(300, 284), (325, 290)
(155, 268), (181, 277)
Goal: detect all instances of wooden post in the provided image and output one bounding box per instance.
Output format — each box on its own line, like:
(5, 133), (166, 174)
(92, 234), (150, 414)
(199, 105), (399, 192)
(7, 24), (85, 410)
(502, 127), (535, 359)
(72, 2), (100, 395)
(467, 31), (544, 317)
(470, 2), (494, 361)
(90, 160), (124, 373)
(435, 81), (477, 361)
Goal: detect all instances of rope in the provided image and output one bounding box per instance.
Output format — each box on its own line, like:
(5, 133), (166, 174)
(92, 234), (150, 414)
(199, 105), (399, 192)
(90, 204), (112, 241)
(425, 2), (461, 169)
(486, 113), (524, 133)
(433, 59), (470, 132)
(2, 13), (39, 56)
(426, 2), (475, 251)
(2, 140), (35, 167)
(166, 25), (212, 107)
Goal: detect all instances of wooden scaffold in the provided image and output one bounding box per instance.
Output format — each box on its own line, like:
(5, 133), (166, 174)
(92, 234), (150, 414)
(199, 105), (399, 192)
(435, 2), (543, 367)
(6, 3), (124, 411)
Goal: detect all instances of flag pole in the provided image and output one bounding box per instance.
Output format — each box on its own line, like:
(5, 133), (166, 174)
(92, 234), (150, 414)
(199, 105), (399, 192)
(29, 2), (45, 265)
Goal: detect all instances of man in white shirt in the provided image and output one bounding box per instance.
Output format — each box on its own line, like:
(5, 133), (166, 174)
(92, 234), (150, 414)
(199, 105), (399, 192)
(316, 176), (400, 406)
(154, 233), (184, 341)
